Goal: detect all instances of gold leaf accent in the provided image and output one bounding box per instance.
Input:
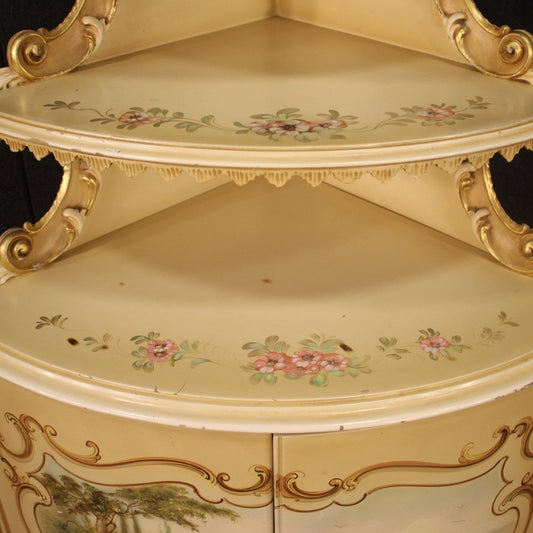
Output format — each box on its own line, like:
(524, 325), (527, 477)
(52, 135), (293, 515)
(456, 159), (533, 275)
(435, 0), (533, 81)
(0, 158), (101, 284)
(7, 0), (118, 81)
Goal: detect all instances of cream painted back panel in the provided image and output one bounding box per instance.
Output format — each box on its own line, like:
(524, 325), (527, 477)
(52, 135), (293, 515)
(89, 0), (276, 63)
(278, 0), (465, 62)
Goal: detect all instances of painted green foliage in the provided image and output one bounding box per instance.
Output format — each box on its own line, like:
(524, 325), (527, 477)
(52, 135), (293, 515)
(242, 334), (371, 387)
(376, 311), (519, 361)
(34, 316), (211, 373)
(130, 332), (211, 372)
(44, 96), (491, 143)
(35, 311), (519, 385)
(37, 473), (240, 533)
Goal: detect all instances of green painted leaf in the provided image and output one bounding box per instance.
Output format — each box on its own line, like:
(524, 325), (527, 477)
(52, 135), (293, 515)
(263, 372), (277, 384)
(250, 113), (276, 120)
(242, 342), (266, 350)
(132, 360), (144, 369)
(250, 372), (263, 383)
(143, 362), (155, 372)
(285, 373), (300, 379)
(348, 368), (359, 377)
(191, 358), (211, 367)
(201, 114), (216, 125)
(186, 123), (202, 132)
(319, 339), (342, 353)
(310, 372), (327, 387)
(328, 370), (346, 378)
(276, 107), (300, 116)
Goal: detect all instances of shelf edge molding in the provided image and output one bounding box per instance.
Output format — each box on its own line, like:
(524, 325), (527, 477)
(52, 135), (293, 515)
(6, 0), (118, 82)
(435, 0), (533, 82)
(456, 156), (533, 275)
(0, 158), (101, 285)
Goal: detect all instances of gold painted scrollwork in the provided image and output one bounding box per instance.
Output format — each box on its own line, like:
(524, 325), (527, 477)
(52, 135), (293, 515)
(0, 413), (272, 510)
(434, 0), (533, 81)
(7, 0), (118, 81)
(279, 417), (533, 531)
(455, 159), (533, 275)
(0, 158), (101, 284)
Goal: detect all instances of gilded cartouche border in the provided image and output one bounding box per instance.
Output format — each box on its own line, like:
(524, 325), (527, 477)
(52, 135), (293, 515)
(277, 417), (533, 531)
(0, 412), (272, 532)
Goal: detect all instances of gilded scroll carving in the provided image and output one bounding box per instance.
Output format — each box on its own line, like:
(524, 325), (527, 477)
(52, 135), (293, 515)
(7, 0), (118, 81)
(434, 0), (533, 81)
(455, 159), (533, 275)
(0, 158), (101, 284)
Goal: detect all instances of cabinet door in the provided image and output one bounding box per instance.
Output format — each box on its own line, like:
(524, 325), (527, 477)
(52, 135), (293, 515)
(0, 378), (273, 533)
(275, 388), (533, 533)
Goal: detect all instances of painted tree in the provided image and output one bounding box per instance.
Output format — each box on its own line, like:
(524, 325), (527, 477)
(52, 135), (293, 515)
(39, 473), (240, 533)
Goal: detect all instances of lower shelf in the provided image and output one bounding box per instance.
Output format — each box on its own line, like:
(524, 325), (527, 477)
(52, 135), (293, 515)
(0, 179), (531, 532)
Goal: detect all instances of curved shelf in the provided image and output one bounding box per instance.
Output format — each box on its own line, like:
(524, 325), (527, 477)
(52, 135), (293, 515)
(0, 180), (532, 433)
(0, 18), (532, 183)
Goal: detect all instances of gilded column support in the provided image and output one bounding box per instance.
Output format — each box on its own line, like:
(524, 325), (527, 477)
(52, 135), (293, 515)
(0, 158), (101, 284)
(6, 0), (118, 82)
(455, 159), (533, 275)
(434, 0), (533, 82)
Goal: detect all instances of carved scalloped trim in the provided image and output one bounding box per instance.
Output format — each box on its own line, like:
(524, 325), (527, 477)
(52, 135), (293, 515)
(435, 0), (533, 81)
(456, 160), (533, 275)
(1, 133), (532, 187)
(6, 0), (118, 82)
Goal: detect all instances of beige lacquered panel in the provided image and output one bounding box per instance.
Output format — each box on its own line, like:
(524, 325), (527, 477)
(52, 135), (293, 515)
(278, 0), (464, 62)
(0, 18), (531, 173)
(275, 387), (533, 532)
(0, 181), (531, 434)
(326, 165), (484, 250)
(89, 0), (276, 64)
(71, 165), (229, 249)
(0, 378), (273, 533)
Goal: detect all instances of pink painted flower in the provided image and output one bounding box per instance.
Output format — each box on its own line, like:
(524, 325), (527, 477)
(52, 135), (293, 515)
(417, 106), (455, 122)
(248, 119), (312, 137)
(419, 336), (451, 355)
(309, 119), (348, 132)
(119, 111), (159, 126)
(319, 353), (351, 372)
(287, 350), (324, 375)
(144, 339), (178, 362)
(254, 352), (289, 374)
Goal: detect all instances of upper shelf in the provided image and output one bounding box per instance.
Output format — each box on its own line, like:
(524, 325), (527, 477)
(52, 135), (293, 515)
(0, 16), (532, 183)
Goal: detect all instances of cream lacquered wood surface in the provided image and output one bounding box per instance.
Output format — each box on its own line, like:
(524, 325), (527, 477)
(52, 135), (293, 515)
(0, 17), (531, 177)
(0, 181), (532, 532)
(1, 180), (531, 433)
(0, 3), (532, 531)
